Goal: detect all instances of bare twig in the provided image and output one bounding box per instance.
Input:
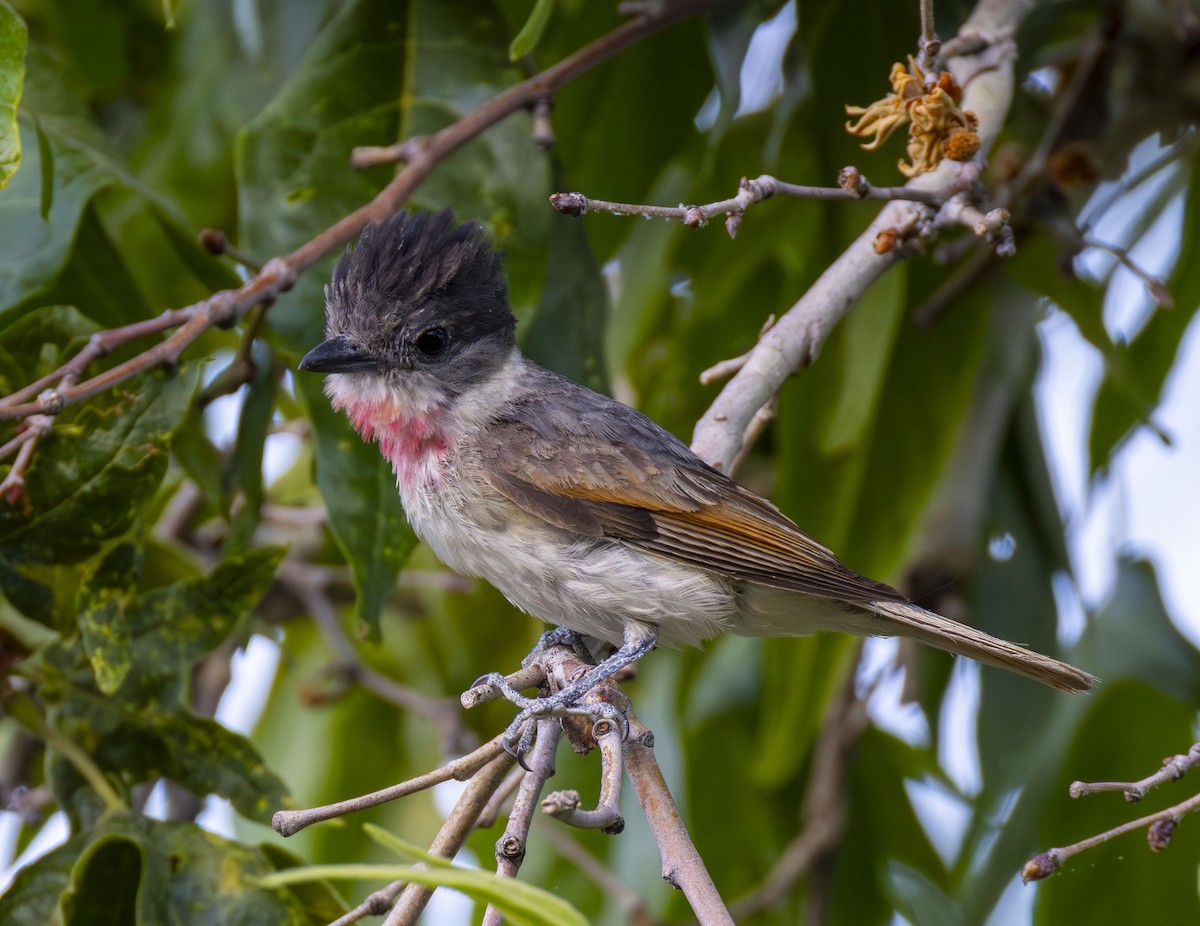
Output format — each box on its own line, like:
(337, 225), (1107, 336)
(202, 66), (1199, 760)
(272, 734), (507, 837)
(1080, 235), (1174, 307)
(380, 752), (517, 926)
(624, 725), (735, 926)
(461, 664), (549, 709)
(917, 0), (941, 70)
(1023, 791), (1200, 881)
(477, 765), (527, 829)
(550, 172), (951, 236)
(1069, 744), (1200, 802)
(199, 227), (264, 273)
(482, 719), (560, 926)
(0, 415), (52, 502)
(1024, 744), (1200, 882)
(0, 0), (714, 426)
(541, 717), (626, 831)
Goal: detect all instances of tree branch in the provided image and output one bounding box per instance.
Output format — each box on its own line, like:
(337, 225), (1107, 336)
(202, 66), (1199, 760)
(690, 2), (1032, 471)
(1024, 744), (1200, 882)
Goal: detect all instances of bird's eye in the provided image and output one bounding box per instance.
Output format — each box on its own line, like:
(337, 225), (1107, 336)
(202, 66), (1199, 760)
(414, 327), (448, 357)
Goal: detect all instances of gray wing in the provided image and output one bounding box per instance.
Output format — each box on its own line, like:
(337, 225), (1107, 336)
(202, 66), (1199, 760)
(478, 369), (904, 606)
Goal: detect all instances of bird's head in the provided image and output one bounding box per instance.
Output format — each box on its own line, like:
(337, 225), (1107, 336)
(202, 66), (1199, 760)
(299, 210), (516, 411)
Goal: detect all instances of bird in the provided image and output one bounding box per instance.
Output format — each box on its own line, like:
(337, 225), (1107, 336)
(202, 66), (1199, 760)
(299, 209), (1096, 752)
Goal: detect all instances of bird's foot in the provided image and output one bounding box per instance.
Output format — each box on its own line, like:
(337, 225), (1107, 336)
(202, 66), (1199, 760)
(501, 696), (629, 764)
(520, 627), (594, 668)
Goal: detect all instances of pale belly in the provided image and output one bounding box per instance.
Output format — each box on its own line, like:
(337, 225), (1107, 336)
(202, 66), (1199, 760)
(399, 463), (738, 648)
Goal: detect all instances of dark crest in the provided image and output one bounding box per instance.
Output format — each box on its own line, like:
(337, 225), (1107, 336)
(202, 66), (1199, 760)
(324, 210), (516, 367)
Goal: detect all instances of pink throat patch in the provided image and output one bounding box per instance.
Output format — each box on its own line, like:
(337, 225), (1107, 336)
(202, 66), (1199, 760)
(334, 395), (450, 487)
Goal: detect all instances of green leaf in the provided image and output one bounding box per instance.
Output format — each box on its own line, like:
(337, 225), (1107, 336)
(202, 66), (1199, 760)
(0, 303), (99, 393)
(120, 545), (285, 700)
(0, 0), (25, 188)
(0, 817), (336, 926)
(0, 832), (90, 926)
(77, 539), (143, 695)
(235, 0), (410, 354)
(296, 374), (415, 638)
(508, 0), (554, 60)
(0, 366), (199, 567)
(261, 834), (591, 926)
(226, 340), (277, 550)
(25, 547), (288, 820)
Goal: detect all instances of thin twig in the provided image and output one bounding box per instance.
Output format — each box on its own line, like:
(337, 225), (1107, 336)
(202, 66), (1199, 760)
(1024, 744), (1200, 882)
(550, 172), (950, 236)
(1023, 790), (1200, 882)
(381, 753), (517, 926)
(1069, 744), (1200, 802)
(477, 765), (527, 829)
(624, 724), (735, 926)
(917, 0), (941, 70)
(1080, 235), (1173, 307)
(273, 734), (507, 837)
(691, 0), (1028, 471)
(482, 720), (561, 926)
(541, 717), (625, 831)
(0, 415), (52, 502)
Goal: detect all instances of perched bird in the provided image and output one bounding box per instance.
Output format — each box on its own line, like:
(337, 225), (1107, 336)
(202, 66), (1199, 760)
(300, 210), (1096, 750)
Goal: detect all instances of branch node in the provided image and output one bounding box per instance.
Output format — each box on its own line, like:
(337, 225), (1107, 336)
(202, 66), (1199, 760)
(532, 96), (555, 151)
(549, 192), (588, 217)
(1021, 849), (1062, 883)
(498, 834), (526, 861)
(37, 389), (65, 414)
(261, 256), (298, 294)
(1149, 818), (1177, 852)
(837, 166), (870, 198)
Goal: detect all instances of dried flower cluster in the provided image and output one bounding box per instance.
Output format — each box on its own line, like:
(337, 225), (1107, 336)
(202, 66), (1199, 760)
(845, 56), (980, 177)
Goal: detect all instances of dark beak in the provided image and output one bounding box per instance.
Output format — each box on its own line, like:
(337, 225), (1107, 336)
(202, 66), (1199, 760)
(298, 336), (378, 374)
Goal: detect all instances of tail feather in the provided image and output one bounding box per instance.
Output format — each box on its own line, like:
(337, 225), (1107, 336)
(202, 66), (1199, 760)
(870, 600), (1097, 693)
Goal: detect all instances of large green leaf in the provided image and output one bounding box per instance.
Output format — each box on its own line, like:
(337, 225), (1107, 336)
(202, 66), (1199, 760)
(235, 0), (411, 354)
(24, 547), (287, 821)
(0, 817), (343, 926)
(0, 366), (199, 567)
(0, 0), (25, 188)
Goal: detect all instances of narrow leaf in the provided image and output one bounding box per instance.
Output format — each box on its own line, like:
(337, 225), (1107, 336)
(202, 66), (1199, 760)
(0, 0), (25, 188)
(508, 0), (555, 61)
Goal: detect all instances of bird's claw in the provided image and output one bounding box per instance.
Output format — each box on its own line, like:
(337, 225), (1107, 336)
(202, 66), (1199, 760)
(500, 698), (630, 764)
(469, 671), (538, 709)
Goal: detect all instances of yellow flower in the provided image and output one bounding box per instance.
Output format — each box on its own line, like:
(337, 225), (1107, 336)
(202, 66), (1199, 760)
(845, 57), (980, 176)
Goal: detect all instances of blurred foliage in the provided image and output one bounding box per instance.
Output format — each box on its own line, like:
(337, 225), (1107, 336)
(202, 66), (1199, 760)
(1, 0), (1199, 924)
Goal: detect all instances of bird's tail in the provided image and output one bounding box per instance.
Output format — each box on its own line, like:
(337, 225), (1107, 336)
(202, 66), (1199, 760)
(869, 599), (1097, 693)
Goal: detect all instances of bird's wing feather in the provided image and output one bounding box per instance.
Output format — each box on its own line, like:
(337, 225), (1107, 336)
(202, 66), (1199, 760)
(478, 402), (903, 606)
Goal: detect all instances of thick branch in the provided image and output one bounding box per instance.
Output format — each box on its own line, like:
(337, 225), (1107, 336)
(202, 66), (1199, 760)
(690, 2), (1031, 471)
